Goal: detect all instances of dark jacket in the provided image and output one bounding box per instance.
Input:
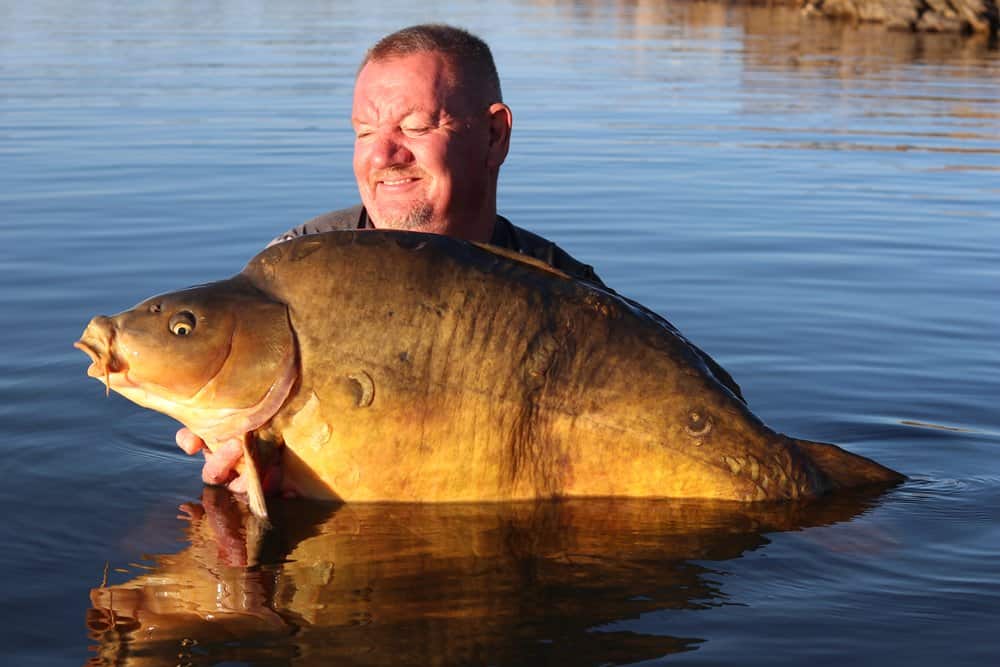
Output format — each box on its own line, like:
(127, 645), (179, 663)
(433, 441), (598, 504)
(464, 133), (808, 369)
(270, 205), (605, 286)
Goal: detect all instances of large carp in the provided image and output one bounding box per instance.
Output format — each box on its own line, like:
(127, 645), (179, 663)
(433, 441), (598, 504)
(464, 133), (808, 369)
(76, 231), (902, 519)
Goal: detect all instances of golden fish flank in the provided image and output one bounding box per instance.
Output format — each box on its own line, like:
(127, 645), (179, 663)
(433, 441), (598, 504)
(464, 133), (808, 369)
(77, 230), (903, 518)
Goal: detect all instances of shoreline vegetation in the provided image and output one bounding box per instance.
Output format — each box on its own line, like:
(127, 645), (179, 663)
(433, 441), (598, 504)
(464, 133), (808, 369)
(798, 0), (999, 35)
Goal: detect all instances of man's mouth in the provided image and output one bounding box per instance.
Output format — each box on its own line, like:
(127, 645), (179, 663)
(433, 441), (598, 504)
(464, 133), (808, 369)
(374, 170), (423, 189)
(380, 177), (418, 186)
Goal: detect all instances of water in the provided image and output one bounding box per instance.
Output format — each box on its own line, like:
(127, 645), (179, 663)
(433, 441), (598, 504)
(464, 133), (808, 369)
(1, 1), (998, 665)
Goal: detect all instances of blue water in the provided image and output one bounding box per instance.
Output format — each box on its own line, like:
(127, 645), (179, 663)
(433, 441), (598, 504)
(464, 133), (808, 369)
(1, 1), (998, 665)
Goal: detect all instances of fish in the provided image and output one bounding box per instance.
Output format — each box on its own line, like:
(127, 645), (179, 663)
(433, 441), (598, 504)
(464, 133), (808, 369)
(75, 230), (903, 519)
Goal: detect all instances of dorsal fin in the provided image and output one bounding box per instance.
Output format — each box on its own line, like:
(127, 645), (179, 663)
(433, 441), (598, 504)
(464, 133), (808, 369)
(471, 241), (573, 280)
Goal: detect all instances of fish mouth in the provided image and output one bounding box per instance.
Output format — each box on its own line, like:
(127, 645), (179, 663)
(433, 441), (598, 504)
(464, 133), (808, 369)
(75, 316), (129, 390)
(73, 339), (107, 377)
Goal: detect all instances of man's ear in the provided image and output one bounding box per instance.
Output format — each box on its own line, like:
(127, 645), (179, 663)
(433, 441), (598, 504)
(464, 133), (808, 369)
(486, 102), (512, 168)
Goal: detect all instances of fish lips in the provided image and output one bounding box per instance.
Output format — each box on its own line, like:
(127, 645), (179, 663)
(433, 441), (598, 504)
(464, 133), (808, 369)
(75, 315), (127, 380)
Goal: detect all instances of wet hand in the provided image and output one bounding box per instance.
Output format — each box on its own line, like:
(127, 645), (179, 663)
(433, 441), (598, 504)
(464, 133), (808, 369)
(176, 427), (291, 497)
(175, 427), (205, 455)
(176, 427), (242, 486)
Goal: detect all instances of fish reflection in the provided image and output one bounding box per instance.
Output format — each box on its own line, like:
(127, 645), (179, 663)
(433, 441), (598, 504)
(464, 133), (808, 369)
(86, 488), (892, 666)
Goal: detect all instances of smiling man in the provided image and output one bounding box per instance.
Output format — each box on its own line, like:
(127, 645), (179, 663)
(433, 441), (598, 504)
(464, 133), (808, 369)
(351, 46), (503, 239)
(268, 24), (604, 280)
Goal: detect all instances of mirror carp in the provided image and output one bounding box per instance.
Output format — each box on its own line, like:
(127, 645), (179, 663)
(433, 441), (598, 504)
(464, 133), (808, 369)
(76, 231), (903, 519)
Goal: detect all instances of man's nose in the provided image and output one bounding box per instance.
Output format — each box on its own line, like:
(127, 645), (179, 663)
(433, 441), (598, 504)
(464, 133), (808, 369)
(369, 131), (413, 169)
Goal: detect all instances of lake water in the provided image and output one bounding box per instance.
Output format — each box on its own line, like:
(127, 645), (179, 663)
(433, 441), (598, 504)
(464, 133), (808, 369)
(2, 1), (998, 665)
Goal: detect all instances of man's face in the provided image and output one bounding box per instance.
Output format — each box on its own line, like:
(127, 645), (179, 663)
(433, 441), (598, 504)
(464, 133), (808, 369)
(351, 51), (498, 239)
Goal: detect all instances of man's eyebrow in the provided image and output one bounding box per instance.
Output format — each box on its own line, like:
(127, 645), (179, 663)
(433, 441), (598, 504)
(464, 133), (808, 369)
(351, 108), (442, 127)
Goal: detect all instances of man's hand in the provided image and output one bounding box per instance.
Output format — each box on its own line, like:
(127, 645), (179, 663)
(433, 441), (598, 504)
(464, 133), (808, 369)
(176, 427), (242, 486)
(176, 427), (289, 497)
(176, 427), (205, 455)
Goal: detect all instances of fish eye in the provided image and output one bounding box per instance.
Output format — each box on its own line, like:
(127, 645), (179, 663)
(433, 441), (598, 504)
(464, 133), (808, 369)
(168, 311), (197, 336)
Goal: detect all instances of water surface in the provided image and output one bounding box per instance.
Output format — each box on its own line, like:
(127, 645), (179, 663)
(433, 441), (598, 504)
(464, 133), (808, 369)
(1, 1), (998, 665)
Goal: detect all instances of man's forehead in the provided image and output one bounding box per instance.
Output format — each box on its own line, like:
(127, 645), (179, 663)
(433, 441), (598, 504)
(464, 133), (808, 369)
(357, 53), (454, 90)
(352, 52), (474, 118)
(351, 95), (447, 126)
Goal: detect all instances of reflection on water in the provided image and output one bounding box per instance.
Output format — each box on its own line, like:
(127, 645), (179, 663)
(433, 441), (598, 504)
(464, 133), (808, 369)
(86, 488), (891, 666)
(523, 0), (998, 64)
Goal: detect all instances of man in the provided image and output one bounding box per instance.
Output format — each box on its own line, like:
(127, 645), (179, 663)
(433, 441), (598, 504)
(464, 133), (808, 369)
(177, 24), (741, 491)
(268, 24), (603, 283)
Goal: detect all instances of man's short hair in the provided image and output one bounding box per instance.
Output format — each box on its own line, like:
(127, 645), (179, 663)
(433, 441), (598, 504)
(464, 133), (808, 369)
(361, 24), (503, 108)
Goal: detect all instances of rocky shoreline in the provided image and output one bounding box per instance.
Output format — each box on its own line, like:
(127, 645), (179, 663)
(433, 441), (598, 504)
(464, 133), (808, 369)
(800, 0), (999, 35)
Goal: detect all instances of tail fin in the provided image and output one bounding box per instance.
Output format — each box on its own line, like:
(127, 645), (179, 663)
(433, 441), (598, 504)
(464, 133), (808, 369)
(793, 439), (905, 491)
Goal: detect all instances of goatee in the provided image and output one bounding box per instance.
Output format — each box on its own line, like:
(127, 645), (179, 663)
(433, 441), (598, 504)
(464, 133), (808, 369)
(377, 202), (434, 231)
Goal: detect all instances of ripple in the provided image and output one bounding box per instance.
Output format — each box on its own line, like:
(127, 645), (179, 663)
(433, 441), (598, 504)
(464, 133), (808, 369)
(105, 413), (194, 475)
(899, 419), (977, 433)
(901, 474), (1000, 493)
(888, 476), (1000, 523)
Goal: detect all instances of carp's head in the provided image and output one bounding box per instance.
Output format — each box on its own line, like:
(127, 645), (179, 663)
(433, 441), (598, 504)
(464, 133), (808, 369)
(75, 276), (297, 444)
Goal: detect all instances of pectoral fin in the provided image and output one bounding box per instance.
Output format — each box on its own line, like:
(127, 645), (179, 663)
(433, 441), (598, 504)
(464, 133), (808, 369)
(241, 434), (270, 523)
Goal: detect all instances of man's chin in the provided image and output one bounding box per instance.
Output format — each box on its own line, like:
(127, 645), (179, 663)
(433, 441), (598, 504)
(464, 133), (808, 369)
(369, 203), (435, 231)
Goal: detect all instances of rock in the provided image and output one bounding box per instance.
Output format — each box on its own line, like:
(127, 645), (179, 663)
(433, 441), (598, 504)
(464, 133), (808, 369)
(800, 0), (999, 35)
